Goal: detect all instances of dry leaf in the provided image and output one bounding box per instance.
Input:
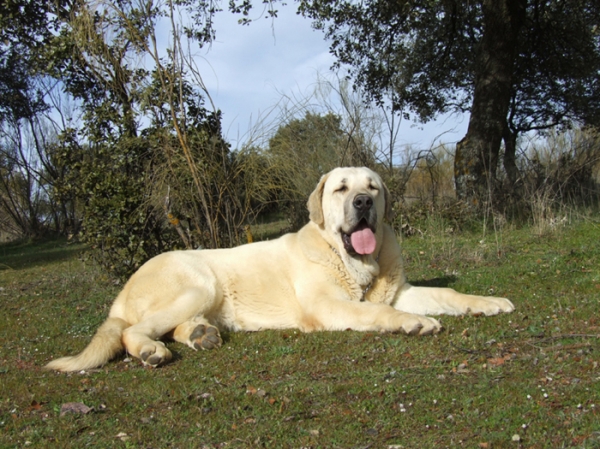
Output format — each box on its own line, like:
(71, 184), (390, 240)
(60, 402), (93, 416)
(115, 432), (130, 441)
(487, 358), (506, 366)
(256, 388), (267, 397)
(487, 354), (511, 366)
(27, 400), (43, 412)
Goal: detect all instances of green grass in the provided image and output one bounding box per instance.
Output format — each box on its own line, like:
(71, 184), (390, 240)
(1, 219), (599, 448)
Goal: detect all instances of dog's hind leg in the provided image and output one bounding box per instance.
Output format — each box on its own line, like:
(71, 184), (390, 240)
(122, 287), (216, 367)
(172, 317), (223, 350)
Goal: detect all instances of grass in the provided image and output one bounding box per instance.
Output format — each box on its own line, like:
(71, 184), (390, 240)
(1, 218), (599, 448)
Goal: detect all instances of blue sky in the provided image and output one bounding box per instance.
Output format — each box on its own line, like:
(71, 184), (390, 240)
(194, 4), (469, 151)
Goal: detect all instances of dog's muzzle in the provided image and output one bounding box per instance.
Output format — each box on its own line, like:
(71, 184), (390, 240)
(341, 194), (377, 255)
(352, 194), (373, 219)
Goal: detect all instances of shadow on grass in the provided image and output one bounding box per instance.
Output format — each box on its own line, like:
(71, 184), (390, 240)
(0, 237), (86, 271)
(409, 275), (457, 288)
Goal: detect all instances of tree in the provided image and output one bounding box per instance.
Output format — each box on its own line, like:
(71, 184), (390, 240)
(1, 0), (275, 258)
(144, 71), (269, 250)
(0, 33), (72, 238)
(37, 0), (277, 276)
(0, 0), (71, 129)
(0, 1), (63, 237)
(297, 0), (600, 206)
(503, 1), (600, 189)
(266, 111), (378, 228)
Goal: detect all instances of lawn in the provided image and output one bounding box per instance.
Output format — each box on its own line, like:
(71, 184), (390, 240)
(0, 219), (599, 448)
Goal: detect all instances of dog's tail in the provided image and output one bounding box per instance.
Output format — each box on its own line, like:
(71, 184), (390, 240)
(44, 317), (130, 372)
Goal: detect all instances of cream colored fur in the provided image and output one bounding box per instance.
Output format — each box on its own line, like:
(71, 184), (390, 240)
(45, 167), (514, 372)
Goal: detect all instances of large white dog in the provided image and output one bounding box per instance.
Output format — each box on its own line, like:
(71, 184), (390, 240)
(46, 167), (514, 372)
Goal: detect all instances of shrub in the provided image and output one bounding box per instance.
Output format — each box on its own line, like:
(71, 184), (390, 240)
(56, 134), (177, 280)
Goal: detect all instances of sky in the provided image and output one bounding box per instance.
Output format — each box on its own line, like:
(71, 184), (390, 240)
(193, 4), (469, 152)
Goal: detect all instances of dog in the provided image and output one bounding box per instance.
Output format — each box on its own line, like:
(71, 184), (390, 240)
(45, 167), (514, 372)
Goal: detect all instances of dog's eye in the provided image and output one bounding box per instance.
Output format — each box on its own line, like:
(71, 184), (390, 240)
(335, 185), (348, 193)
(368, 184), (379, 192)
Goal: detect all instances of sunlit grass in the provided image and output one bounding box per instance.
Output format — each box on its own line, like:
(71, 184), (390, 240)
(1, 218), (598, 447)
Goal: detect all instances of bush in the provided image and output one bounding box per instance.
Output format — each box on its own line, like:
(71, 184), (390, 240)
(520, 129), (600, 208)
(57, 135), (178, 280)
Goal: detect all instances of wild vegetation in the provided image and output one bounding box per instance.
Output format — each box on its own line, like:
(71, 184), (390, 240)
(2, 0), (600, 277)
(299, 0), (600, 205)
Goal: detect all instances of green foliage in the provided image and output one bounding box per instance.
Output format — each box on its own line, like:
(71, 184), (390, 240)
(298, 0), (600, 204)
(512, 1), (600, 131)
(298, 0), (600, 133)
(40, 1), (271, 275)
(0, 50), (46, 123)
(5, 0), (599, 280)
(0, 0), (67, 46)
(266, 111), (376, 229)
(143, 69), (275, 249)
(40, 3), (167, 279)
(56, 134), (176, 279)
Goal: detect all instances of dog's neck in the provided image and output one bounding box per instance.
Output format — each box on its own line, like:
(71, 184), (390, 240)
(302, 221), (381, 289)
(329, 245), (380, 300)
(330, 245), (381, 288)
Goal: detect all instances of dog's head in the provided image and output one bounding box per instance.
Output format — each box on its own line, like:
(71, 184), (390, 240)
(307, 167), (392, 256)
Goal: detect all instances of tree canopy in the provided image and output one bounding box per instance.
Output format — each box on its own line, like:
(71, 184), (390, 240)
(298, 0), (600, 203)
(0, 0), (273, 274)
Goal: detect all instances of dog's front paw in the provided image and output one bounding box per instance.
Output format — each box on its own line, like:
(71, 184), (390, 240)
(395, 313), (442, 336)
(190, 324), (223, 350)
(140, 341), (172, 367)
(469, 297), (515, 316)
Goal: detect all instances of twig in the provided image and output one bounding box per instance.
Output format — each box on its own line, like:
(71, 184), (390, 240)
(450, 343), (491, 356)
(525, 334), (599, 351)
(163, 187), (191, 249)
(527, 334), (600, 345)
(541, 342), (592, 352)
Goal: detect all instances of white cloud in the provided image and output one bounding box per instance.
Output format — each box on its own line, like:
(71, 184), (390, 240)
(185, 5), (334, 143)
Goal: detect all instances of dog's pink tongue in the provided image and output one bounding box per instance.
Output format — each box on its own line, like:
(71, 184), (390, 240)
(350, 228), (376, 255)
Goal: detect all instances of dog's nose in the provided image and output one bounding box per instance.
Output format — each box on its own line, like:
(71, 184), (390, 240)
(353, 194), (373, 212)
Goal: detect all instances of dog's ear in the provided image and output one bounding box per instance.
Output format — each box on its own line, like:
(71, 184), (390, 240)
(383, 182), (394, 222)
(307, 173), (329, 226)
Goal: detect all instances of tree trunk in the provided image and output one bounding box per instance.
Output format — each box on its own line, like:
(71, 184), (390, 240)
(454, 0), (526, 206)
(503, 123), (519, 189)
